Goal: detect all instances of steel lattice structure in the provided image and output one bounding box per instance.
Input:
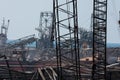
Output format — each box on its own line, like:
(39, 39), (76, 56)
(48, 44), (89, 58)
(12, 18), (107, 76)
(92, 0), (107, 80)
(36, 12), (53, 49)
(52, 0), (81, 80)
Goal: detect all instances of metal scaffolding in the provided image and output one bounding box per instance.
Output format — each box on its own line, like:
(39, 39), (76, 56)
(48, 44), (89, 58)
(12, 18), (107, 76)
(92, 0), (107, 80)
(52, 0), (81, 80)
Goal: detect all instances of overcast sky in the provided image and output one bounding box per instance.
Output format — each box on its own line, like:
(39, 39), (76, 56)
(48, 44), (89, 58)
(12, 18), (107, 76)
(0, 0), (120, 43)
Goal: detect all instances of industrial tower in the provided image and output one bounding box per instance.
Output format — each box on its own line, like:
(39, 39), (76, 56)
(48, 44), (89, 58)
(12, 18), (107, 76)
(52, 0), (81, 80)
(0, 18), (9, 48)
(36, 12), (53, 49)
(92, 0), (107, 80)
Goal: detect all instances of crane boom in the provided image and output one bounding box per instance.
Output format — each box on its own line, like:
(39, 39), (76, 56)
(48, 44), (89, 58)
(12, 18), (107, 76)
(92, 0), (107, 80)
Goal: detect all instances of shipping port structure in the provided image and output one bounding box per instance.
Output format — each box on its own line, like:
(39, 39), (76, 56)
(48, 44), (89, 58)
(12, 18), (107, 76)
(0, 0), (120, 80)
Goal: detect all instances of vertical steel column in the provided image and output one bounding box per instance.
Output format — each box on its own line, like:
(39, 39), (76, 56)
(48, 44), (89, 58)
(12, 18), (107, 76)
(53, 0), (81, 80)
(92, 0), (107, 80)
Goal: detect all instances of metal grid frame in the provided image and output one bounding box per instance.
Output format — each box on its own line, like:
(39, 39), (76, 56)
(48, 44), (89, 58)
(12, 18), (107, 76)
(92, 0), (107, 79)
(52, 0), (81, 80)
(36, 12), (53, 49)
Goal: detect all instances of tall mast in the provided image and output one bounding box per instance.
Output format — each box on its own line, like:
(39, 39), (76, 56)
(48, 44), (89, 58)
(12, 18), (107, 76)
(92, 0), (107, 80)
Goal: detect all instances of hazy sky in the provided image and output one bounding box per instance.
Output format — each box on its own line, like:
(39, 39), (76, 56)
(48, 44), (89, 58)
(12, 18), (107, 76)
(0, 0), (120, 43)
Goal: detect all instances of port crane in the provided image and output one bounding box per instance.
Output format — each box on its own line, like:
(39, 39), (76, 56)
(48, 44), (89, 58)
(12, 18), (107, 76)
(36, 12), (53, 49)
(0, 18), (10, 48)
(0, 0), (109, 79)
(1, 18), (10, 36)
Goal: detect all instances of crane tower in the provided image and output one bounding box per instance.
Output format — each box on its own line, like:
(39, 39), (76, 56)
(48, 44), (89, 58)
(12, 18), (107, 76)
(0, 18), (10, 48)
(92, 0), (107, 80)
(52, 0), (81, 80)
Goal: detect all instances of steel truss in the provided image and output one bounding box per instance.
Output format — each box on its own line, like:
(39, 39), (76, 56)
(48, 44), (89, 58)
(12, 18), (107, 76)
(36, 12), (53, 49)
(52, 0), (81, 80)
(92, 0), (107, 80)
